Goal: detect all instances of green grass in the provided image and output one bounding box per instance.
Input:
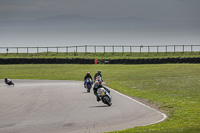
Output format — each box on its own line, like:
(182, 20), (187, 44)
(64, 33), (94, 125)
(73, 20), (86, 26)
(0, 52), (200, 59)
(0, 64), (199, 133)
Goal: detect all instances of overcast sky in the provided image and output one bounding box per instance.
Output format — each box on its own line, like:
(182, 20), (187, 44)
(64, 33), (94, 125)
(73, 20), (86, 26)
(0, 0), (200, 21)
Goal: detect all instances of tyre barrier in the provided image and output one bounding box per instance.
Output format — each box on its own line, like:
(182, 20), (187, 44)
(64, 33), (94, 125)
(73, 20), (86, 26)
(0, 58), (94, 64)
(0, 57), (200, 64)
(102, 57), (200, 64)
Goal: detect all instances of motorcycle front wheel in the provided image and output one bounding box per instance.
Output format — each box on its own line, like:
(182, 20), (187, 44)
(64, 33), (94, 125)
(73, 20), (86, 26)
(103, 96), (112, 106)
(87, 84), (91, 92)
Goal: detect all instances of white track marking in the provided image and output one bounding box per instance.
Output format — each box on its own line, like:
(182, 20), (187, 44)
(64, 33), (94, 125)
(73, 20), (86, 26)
(104, 85), (168, 125)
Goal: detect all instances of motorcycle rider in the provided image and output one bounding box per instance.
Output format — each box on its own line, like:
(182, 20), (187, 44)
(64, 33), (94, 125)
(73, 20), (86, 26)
(93, 81), (110, 102)
(84, 72), (93, 88)
(5, 77), (14, 85)
(94, 70), (102, 82)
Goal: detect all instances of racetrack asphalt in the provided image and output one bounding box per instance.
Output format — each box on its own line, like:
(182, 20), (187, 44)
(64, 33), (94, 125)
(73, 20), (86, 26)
(0, 79), (167, 133)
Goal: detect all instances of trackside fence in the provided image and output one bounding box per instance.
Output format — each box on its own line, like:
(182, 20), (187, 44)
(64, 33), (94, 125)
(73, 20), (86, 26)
(0, 45), (200, 54)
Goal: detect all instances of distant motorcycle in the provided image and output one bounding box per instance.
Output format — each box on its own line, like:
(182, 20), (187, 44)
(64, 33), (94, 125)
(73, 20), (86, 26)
(5, 78), (14, 86)
(85, 78), (93, 92)
(97, 87), (112, 106)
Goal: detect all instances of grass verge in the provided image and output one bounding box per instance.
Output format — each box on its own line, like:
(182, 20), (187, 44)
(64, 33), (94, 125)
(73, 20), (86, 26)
(0, 64), (199, 133)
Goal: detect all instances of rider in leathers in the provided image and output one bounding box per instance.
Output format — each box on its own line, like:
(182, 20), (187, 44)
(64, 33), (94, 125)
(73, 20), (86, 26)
(93, 81), (110, 102)
(94, 70), (102, 82)
(84, 72), (93, 88)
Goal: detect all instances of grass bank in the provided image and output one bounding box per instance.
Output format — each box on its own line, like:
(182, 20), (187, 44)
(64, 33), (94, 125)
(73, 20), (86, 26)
(0, 52), (200, 59)
(0, 64), (199, 133)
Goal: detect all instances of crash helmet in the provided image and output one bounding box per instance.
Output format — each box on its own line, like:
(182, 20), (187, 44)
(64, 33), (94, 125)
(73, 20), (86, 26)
(86, 72), (90, 76)
(98, 70), (101, 74)
(94, 81), (99, 88)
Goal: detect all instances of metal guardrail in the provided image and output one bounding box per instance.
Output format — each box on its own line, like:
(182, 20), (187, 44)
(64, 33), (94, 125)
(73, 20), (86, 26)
(0, 45), (200, 54)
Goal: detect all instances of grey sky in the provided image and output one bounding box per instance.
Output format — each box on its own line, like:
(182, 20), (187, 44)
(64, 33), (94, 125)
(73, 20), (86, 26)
(0, 0), (200, 21)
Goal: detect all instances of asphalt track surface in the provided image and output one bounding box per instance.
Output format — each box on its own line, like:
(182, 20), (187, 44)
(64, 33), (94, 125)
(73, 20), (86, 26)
(0, 80), (167, 133)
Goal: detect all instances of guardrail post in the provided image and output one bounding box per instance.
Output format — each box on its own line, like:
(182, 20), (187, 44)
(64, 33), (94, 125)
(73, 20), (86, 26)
(183, 45), (184, 53)
(94, 46), (96, 54)
(47, 47), (48, 54)
(17, 47), (18, 54)
(148, 46), (150, 53)
(27, 47), (28, 54)
(85, 45), (87, 54)
(174, 45), (176, 53)
(140, 45), (143, 53)
(6, 48), (9, 54)
(57, 47), (58, 54)
(104, 46), (105, 53)
(122, 46), (124, 54)
(37, 47), (39, 54)
(191, 45), (193, 54)
(166, 45), (167, 53)
(66, 47), (68, 54)
(130, 46), (132, 53)
(113, 46), (114, 54)
(157, 46), (159, 53)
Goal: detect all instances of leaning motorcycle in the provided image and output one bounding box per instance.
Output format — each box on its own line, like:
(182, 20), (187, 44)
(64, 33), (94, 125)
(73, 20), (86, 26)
(97, 87), (112, 106)
(85, 78), (93, 92)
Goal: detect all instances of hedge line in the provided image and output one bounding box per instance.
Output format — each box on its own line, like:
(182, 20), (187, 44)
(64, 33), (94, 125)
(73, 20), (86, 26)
(0, 57), (199, 64)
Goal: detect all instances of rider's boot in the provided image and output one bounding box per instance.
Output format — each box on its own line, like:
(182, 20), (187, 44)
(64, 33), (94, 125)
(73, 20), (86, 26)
(96, 96), (100, 102)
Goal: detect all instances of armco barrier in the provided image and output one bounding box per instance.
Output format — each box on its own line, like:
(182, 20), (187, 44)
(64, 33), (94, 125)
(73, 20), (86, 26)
(0, 57), (200, 64)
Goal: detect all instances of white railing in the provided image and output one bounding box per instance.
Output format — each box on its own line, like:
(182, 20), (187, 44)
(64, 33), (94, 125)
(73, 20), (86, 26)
(0, 45), (200, 54)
